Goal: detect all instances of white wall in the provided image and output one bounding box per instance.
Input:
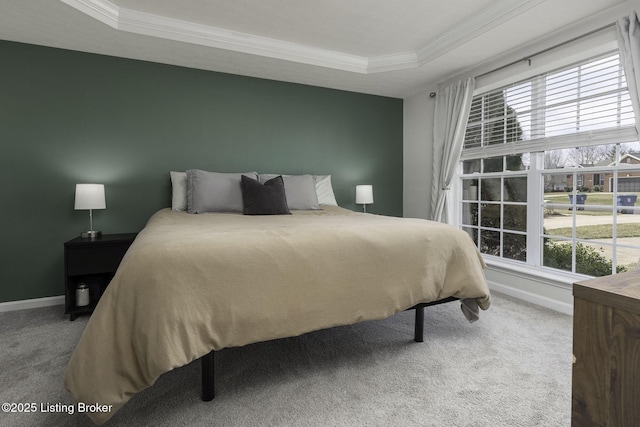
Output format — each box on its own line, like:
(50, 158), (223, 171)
(403, 87), (436, 219)
(402, 2), (638, 314)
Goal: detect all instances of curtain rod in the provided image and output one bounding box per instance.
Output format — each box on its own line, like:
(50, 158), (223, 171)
(475, 22), (616, 79)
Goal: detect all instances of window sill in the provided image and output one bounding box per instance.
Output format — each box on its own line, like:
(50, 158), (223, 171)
(482, 255), (594, 289)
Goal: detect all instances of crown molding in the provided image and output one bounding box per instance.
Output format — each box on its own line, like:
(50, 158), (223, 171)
(118, 7), (370, 73)
(416, 0), (547, 67)
(59, 0), (547, 75)
(60, 0), (118, 26)
(368, 52), (419, 73)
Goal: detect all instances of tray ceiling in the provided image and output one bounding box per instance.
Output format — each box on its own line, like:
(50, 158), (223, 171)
(0, 0), (632, 97)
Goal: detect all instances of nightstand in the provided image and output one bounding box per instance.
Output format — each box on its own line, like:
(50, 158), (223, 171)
(64, 233), (137, 321)
(572, 270), (640, 426)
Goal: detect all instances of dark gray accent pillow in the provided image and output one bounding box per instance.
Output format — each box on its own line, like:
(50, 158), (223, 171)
(241, 175), (291, 215)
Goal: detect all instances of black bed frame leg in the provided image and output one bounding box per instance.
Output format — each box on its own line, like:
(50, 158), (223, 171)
(201, 351), (215, 401)
(414, 306), (424, 342)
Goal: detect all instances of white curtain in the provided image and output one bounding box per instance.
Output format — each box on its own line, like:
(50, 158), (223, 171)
(430, 78), (475, 223)
(617, 11), (640, 136)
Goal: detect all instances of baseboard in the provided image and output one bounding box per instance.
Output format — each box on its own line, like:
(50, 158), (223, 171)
(488, 281), (573, 315)
(0, 295), (64, 313)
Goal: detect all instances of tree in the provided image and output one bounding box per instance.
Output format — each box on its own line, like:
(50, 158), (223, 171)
(469, 91), (526, 261)
(571, 145), (608, 166)
(606, 143), (631, 163)
(544, 150), (567, 191)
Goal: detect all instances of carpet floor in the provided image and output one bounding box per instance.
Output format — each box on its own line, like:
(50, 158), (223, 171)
(0, 292), (572, 426)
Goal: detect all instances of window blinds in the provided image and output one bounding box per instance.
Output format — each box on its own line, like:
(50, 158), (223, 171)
(461, 52), (637, 160)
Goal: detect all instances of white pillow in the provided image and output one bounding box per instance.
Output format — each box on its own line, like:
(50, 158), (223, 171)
(258, 174), (320, 210)
(170, 171), (187, 211)
(314, 175), (338, 206)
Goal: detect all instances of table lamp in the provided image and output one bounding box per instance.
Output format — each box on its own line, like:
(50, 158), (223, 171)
(356, 185), (373, 213)
(75, 184), (106, 238)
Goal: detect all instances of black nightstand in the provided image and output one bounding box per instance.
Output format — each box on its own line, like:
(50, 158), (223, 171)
(64, 233), (137, 320)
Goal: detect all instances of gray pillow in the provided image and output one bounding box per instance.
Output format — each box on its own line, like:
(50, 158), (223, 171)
(187, 169), (258, 213)
(258, 174), (320, 210)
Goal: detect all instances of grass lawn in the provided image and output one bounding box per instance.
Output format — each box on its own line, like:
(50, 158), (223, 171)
(545, 223), (640, 239)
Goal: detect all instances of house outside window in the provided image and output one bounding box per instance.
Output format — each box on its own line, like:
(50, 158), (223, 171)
(459, 51), (640, 277)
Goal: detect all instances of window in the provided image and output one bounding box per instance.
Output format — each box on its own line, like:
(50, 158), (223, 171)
(460, 52), (640, 277)
(593, 173), (604, 187)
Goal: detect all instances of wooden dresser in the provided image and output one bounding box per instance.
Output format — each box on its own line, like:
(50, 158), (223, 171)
(572, 270), (640, 427)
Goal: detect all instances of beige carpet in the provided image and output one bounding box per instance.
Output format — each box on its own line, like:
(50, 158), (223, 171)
(0, 292), (572, 426)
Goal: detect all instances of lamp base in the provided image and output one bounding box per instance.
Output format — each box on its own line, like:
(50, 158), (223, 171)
(81, 230), (102, 239)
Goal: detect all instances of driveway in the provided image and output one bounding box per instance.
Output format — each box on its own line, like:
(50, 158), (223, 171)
(544, 213), (640, 229)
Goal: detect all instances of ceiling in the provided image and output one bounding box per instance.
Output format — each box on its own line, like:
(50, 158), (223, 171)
(0, 0), (633, 98)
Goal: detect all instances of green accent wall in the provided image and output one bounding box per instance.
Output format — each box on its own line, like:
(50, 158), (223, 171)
(0, 40), (403, 303)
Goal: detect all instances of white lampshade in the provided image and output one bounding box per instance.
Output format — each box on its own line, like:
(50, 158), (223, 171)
(356, 185), (374, 204)
(75, 184), (106, 210)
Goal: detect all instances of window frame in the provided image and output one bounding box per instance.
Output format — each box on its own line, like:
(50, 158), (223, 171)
(457, 50), (640, 278)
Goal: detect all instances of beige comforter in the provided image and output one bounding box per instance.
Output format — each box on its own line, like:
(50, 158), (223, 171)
(65, 206), (490, 424)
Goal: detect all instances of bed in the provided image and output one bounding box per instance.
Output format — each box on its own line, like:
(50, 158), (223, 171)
(64, 172), (490, 424)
